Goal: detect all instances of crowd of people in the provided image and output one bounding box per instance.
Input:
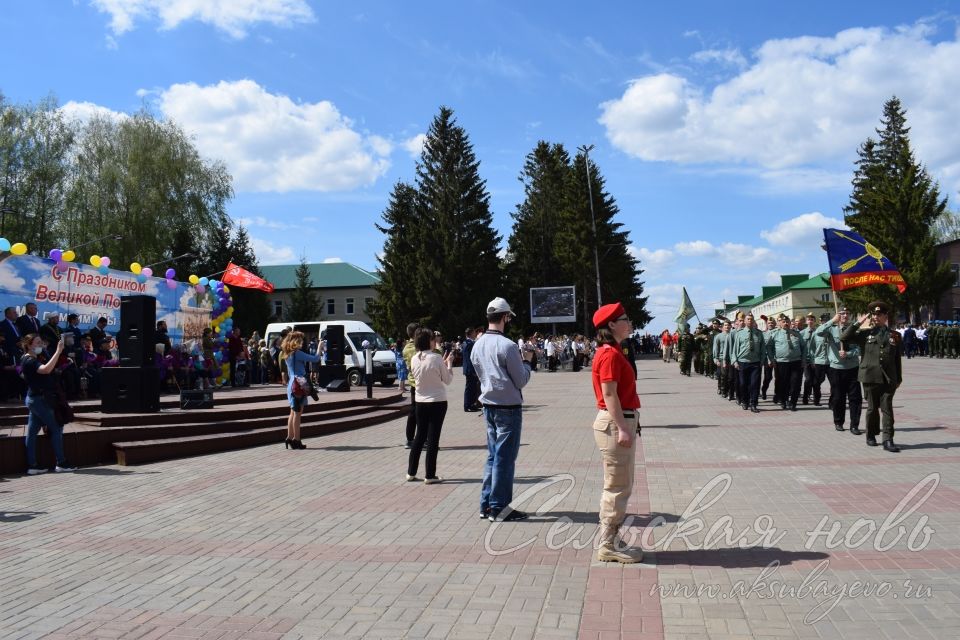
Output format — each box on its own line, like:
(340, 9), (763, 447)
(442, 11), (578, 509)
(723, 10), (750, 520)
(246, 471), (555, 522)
(668, 303), (905, 452)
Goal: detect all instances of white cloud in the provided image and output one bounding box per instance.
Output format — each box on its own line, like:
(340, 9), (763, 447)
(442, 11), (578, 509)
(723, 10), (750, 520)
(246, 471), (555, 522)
(250, 237), (295, 265)
(60, 101), (127, 124)
(691, 47), (747, 68)
(599, 21), (960, 189)
(90, 0), (315, 38)
(629, 246), (675, 268)
(668, 240), (774, 267)
(156, 79), (391, 192)
(760, 211), (847, 247)
(236, 216), (295, 231)
(403, 134), (426, 159)
(322, 257), (343, 263)
(765, 271), (782, 285)
(674, 240), (715, 257)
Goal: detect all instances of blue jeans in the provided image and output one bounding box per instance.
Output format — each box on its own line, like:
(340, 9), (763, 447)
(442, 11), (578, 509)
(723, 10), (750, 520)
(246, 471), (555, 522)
(25, 393), (67, 468)
(481, 406), (523, 514)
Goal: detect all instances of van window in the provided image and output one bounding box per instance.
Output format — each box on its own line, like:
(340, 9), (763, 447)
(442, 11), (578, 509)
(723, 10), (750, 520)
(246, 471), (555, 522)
(348, 332), (388, 351)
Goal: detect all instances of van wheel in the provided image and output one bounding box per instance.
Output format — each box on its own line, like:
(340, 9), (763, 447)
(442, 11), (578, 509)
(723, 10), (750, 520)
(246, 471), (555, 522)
(347, 369), (362, 386)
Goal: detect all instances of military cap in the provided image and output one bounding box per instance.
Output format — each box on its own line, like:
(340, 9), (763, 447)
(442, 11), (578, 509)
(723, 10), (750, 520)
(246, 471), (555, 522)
(867, 300), (890, 315)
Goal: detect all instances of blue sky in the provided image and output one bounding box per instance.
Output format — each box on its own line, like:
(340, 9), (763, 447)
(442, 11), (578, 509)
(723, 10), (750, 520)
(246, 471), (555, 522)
(3, 1), (959, 332)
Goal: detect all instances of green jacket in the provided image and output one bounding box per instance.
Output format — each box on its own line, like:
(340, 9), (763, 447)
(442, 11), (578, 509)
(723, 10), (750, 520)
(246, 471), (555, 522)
(841, 321), (902, 386)
(731, 327), (767, 364)
(816, 319), (860, 370)
(799, 327), (827, 365)
(712, 331), (733, 364)
(766, 328), (805, 362)
(402, 341), (417, 388)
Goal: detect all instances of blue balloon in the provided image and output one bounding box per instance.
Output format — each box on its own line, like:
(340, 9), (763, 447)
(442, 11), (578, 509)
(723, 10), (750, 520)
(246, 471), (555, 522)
(199, 277), (209, 286)
(0, 238), (10, 252)
(98, 265), (109, 275)
(136, 274), (147, 283)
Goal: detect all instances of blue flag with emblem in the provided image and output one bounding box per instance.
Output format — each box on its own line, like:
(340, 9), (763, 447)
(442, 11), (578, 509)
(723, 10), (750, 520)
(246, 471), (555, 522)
(822, 228), (907, 293)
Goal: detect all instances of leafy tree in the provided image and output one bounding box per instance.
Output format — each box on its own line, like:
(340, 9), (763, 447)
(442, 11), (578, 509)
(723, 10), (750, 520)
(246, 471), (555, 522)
(413, 106), (502, 335)
(842, 97), (953, 321)
(286, 254), (320, 321)
(368, 181), (427, 337)
(504, 141), (571, 329)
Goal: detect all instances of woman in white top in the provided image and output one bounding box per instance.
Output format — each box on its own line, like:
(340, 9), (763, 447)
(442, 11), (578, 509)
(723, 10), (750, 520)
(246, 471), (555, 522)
(407, 327), (454, 484)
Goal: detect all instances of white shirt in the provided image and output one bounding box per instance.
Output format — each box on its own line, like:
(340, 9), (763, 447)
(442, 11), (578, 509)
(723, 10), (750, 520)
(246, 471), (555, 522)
(546, 341), (556, 356)
(411, 351), (453, 402)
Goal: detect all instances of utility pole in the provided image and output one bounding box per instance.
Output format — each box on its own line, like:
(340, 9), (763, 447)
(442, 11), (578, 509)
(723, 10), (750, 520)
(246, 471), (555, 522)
(578, 145), (602, 307)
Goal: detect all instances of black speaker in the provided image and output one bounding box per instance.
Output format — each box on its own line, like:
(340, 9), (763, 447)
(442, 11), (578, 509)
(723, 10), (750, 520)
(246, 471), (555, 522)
(119, 295), (156, 367)
(315, 365), (347, 387)
(180, 389), (214, 409)
(101, 367), (161, 413)
(325, 325), (344, 365)
(326, 379), (350, 392)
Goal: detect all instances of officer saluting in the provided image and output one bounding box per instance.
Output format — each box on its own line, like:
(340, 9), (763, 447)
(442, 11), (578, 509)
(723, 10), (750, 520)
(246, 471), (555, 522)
(841, 301), (903, 452)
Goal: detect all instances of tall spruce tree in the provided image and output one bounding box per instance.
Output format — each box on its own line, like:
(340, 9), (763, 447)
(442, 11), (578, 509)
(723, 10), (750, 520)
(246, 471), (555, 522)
(228, 224), (272, 334)
(286, 255), (320, 321)
(842, 97), (953, 321)
(368, 181), (426, 337)
(504, 141), (571, 329)
(413, 106), (502, 335)
(555, 149), (650, 334)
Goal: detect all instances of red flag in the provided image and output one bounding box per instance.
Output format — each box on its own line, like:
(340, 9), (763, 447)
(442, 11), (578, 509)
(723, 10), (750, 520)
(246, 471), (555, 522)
(222, 262), (275, 293)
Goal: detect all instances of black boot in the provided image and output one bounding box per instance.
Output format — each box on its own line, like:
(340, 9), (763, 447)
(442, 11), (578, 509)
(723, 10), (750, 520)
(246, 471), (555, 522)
(866, 435), (878, 446)
(834, 423), (844, 431)
(882, 440), (900, 453)
(849, 426), (862, 435)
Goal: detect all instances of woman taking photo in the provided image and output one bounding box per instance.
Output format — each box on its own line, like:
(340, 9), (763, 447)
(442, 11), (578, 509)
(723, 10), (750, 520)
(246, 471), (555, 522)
(590, 302), (643, 563)
(407, 327), (453, 484)
(281, 330), (321, 450)
(20, 333), (75, 474)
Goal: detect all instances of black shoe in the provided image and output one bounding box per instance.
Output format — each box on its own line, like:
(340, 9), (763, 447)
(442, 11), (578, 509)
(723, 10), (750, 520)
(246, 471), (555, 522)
(742, 404), (749, 411)
(488, 508), (529, 522)
(750, 406), (760, 413)
(883, 440), (901, 453)
(405, 440), (413, 449)
(802, 399), (809, 405)
(480, 508), (490, 519)
(761, 393), (767, 401)
(790, 404), (798, 412)
(849, 427), (862, 435)
(866, 436), (878, 446)
(285, 439), (293, 449)
(834, 423), (844, 431)
(813, 401), (822, 406)
(780, 403), (787, 410)
(294, 440), (307, 449)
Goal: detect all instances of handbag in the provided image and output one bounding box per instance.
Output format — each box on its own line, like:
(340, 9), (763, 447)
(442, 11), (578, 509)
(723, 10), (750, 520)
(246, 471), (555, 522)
(46, 388), (74, 426)
(292, 375), (319, 400)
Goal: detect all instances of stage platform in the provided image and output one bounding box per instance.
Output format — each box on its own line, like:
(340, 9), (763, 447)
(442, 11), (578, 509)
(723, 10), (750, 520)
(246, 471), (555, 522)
(0, 384), (409, 474)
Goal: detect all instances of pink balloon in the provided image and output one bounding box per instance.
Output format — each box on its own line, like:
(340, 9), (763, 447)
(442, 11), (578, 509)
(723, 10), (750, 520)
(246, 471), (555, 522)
(195, 283), (205, 294)
(141, 267), (153, 278)
(165, 278), (177, 289)
(100, 256), (111, 267)
(56, 261), (68, 272)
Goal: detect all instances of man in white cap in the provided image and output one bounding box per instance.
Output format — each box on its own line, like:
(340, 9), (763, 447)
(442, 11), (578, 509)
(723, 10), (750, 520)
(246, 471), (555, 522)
(471, 297), (532, 522)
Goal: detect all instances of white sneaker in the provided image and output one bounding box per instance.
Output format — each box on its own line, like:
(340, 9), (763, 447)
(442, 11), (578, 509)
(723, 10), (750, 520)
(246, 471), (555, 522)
(27, 467), (48, 475)
(55, 464), (77, 473)
(405, 474), (419, 482)
(424, 477), (443, 485)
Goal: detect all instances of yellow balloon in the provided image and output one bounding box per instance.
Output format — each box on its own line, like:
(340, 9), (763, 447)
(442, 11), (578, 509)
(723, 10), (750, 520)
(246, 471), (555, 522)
(11, 243), (27, 255)
(62, 250), (76, 262)
(130, 262), (142, 275)
(223, 286), (230, 293)
(188, 274), (199, 285)
(90, 255), (102, 267)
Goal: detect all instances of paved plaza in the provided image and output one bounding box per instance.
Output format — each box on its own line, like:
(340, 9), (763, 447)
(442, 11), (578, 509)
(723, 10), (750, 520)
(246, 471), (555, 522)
(2, 355), (959, 640)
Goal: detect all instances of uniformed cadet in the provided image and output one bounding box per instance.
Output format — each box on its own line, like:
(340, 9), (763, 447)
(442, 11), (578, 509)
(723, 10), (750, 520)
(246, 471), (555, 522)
(705, 321), (720, 379)
(841, 301), (903, 452)
(760, 316), (775, 402)
(800, 313), (829, 405)
(728, 316), (744, 403)
(949, 321), (960, 358)
(732, 313), (766, 413)
(678, 323), (694, 376)
(692, 324), (707, 376)
(817, 308), (862, 434)
(713, 319), (732, 396)
(768, 314), (805, 411)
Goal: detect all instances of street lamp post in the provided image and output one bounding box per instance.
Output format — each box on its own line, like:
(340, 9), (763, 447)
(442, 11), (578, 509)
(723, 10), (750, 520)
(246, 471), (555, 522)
(578, 145), (602, 307)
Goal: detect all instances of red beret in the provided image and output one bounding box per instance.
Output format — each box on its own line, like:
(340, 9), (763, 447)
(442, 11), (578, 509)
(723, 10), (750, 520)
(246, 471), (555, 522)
(593, 302), (626, 329)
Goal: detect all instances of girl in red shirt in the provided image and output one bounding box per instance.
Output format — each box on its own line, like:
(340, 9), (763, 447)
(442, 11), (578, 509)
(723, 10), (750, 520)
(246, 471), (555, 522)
(590, 302), (643, 563)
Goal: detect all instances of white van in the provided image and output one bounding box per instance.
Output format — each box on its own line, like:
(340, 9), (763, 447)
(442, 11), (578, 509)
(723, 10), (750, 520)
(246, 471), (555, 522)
(264, 320), (397, 387)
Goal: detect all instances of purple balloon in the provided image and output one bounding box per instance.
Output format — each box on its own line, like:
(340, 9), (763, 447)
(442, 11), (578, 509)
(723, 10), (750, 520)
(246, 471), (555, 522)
(165, 268), (175, 279)
(195, 283), (205, 294)
(49, 248), (63, 261)
(56, 260), (68, 272)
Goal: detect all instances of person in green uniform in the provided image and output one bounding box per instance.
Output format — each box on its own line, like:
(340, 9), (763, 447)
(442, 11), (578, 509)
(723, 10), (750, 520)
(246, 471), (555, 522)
(841, 301), (903, 452)
(678, 323), (694, 376)
(732, 313), (766, 413)
(768, 314), (805, 411)
(712, 320), (732, 396)
(817, 308), (862, 434)
(800, 313), (829, 405)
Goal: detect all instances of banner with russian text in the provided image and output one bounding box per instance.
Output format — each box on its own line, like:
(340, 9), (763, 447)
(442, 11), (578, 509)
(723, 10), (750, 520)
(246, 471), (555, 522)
(0, 253), (211, 344)
(822, 228), (907, 293)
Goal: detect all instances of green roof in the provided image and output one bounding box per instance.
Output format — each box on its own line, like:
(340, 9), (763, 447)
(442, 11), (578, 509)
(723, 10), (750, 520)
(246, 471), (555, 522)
(787, 273), (831, 290)
(258, 262), (380, 290)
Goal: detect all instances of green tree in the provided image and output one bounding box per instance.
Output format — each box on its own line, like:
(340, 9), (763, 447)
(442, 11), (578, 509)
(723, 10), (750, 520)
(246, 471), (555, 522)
(368, 181), (427, 337)
(503, 141), (571, 330)
(286, 255), (320, 321)
(412, 106), (502, 335)
(227, 224), (272, 335)
(555, 149), (650, 334)
(842, 97), (953, 321)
